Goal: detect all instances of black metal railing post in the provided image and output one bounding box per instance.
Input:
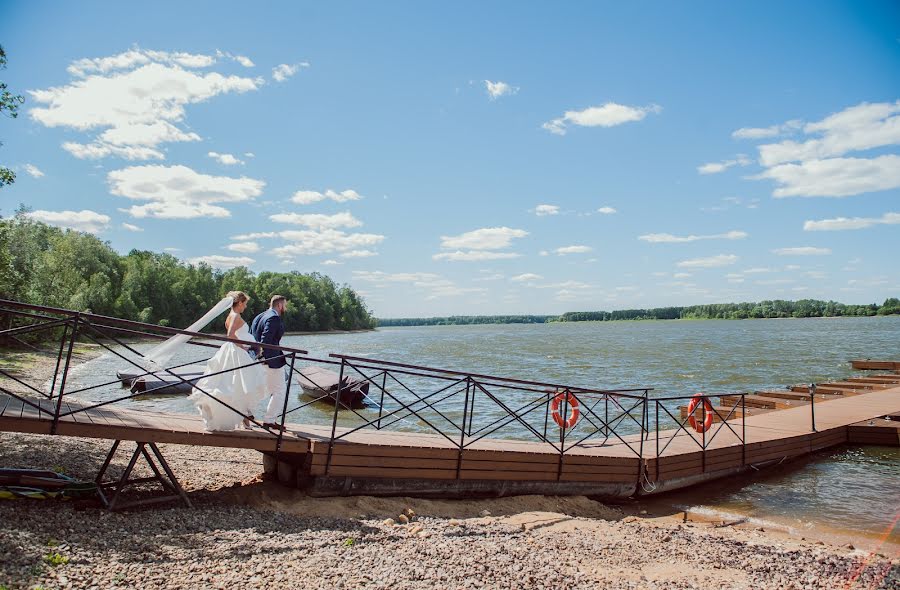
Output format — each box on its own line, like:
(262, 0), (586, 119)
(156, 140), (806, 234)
(741, 393), (746, 466)
(701, 394), (707, 472)
(456, 376), (472, 479)
(556, 389), (569, 480)
(48, 322), (70, 400)
(809, 383), (817, 432)
(376, 370), (387, 430)
(324, 358), (346, 476)
(276, 352), (296, 454)
(51, 315), (79, 435)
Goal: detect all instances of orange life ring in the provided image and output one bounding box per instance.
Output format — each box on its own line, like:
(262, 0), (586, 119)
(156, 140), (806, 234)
(551, 391), (580, 430)
(686, 393), (714, 433)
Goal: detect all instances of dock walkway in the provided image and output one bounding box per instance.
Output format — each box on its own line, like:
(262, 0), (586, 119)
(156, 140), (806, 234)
(2, 382), (898, 498)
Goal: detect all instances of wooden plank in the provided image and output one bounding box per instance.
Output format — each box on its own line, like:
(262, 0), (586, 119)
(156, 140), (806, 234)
(719, 395), (800, 410)
(309, 464), (457, 479)
(851, 360), (900, 371)
(311, 454), (457, 470)
(753, 390), (842, 402)
(790, 385), (861, 396)
(846, 376), (900, 384)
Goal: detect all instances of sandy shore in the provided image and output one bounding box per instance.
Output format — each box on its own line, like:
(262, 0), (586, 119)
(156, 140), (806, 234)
(0, 431), (897, 590)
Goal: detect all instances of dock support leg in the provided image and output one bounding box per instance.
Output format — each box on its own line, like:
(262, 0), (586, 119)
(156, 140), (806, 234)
(95, 440), (192, 511)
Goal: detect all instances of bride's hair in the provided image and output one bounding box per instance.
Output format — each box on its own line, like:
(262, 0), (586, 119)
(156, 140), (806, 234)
(226, 291), (249, 309)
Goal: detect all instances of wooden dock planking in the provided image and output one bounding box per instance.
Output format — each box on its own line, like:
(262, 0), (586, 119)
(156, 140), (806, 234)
(851, 360), (900, 371)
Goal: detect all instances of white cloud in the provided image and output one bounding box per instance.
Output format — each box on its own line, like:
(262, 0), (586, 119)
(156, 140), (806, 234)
(26, 209), (111, 233)
(109, 164), (265, 219)
(270, 211), (363, 230)
(759, 155), (900, 198)
(31, 49), (262, 161)
(432, 251), (521, 261)
(555, 245), (592, 255)
(772, 247), (832, 256)
(803, 211), (900, 231)
(290, 189), (363, 205)
(638, 230), (748, 243)
(321, 259), (341, 266)
(676, 254), (738, 268)
(230, 231), (278, 240)
(673, 272), (692, 279)
(439, 227), (528, 250)
(24, 164), (45, 178)
(208, 151), (244, 165)
(732, 120), (802, 140)
(484, 80), (518, 100)
(543, 102), (661, 135)
(596, 206), (617, 214)
(352, 270), (486, 300)
(163, 247), (180, 252)
(511, 273), (543, 282)
(122, 222), (143, 232)
(533, 204), (560, 216)
(244, 152), (255, 158)
(188, 254), (254, 269)
(340, 249), (378, 258)
(271, 228), (385, 258)
(697, 155), (751, 175)
(757, 101), (900, 166)
(272, 62), (308, 82)
(233, 55), (254, 68)
(227, 241), (260, 253)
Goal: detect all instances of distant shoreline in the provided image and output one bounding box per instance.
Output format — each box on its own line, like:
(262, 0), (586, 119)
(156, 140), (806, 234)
(376, 314), (900, 328)
(377, 298), (899, 327)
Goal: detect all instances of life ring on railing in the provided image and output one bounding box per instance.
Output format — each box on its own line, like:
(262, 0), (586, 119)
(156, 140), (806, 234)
(551, 391), (580, 430)
(686, 393), (714, 433)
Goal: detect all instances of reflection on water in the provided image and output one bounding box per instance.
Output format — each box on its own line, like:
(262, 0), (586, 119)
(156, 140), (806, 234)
(64, 316), (900, 536)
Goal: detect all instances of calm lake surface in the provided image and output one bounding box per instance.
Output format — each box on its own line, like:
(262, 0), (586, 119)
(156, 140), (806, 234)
(71, 316), (900, 542)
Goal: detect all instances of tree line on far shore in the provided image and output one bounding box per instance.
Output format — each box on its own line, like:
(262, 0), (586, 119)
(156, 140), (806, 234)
(378, 299), (900, 327)
(0, 212), (377, 334)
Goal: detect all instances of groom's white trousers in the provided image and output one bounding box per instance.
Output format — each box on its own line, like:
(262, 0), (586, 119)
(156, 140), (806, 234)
(262, 366), (288, 423)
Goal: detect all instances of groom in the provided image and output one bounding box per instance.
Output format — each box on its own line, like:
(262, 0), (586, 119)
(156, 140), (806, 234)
(250, 295), (289, 431)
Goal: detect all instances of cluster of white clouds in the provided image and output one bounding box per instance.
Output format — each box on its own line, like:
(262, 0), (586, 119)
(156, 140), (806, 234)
(543, 102), (662, 136)
(352, 270), (487, 301)
(26, 209), (111, 233)
(638, 230), (747, 244)
(434, 227), (528, 261)
(712, 101), (900, 201)
(208, 151), (244, 166)
(272, 62), (308, 82)
(803, 212), (900, 231)
(30, 48), (265, 162)
(108, 164), (266, 219)
(484, 80), (518, 100)
(697, 155), (751, 175)
(291, 189), (363, 205)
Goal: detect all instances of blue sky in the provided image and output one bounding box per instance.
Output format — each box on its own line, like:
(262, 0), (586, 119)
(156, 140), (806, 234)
(2, 1), (899, 317)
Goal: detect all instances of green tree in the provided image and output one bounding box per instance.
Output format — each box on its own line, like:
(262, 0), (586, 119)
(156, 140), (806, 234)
(1, 45), (25, 188)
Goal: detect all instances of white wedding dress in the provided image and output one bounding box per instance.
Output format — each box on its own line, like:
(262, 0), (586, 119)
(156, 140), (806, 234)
(188, 314), (268, 431)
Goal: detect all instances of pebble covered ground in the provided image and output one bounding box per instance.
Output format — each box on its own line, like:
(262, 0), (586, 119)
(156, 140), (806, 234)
(0, 432), (897, 589)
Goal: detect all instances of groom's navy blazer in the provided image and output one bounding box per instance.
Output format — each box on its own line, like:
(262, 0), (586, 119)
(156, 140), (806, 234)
(249, 309), (286, 369)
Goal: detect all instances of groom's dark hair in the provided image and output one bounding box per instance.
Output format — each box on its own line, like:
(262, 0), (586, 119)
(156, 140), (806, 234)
(270, 295), (286, 308)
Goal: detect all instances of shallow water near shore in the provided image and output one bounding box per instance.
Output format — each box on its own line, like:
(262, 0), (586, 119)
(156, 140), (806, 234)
(70, 315), (900, 545)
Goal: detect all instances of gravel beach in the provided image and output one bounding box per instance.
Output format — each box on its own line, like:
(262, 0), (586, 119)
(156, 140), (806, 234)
(0, 431), (897, 590)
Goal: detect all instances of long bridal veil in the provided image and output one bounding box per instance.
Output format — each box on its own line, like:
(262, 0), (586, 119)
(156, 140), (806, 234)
(144, 295), (234, 368)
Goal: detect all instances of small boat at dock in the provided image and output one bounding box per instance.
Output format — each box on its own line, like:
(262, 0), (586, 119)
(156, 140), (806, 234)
(296, 365), (369, 408)
(117, 365), (205, 395)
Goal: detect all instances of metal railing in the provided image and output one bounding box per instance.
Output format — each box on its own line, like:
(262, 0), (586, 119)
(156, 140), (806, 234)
(0, 298), (805, 486)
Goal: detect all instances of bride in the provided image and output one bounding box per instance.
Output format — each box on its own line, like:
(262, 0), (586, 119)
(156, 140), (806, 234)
(187, 291), (268, 430)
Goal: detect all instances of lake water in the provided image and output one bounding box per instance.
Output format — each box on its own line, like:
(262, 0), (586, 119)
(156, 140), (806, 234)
(69, 316), (900, 543)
